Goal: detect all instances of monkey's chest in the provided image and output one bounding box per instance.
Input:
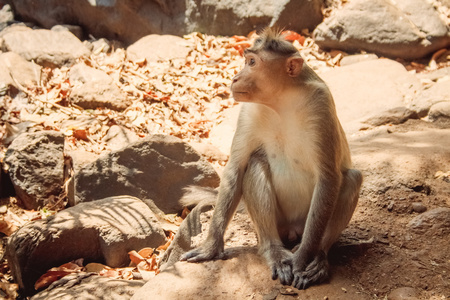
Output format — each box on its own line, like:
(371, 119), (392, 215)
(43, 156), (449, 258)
(263, 138), (317, 220)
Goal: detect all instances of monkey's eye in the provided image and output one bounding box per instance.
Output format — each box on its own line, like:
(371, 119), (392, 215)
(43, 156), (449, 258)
(248, 58), (256, 66)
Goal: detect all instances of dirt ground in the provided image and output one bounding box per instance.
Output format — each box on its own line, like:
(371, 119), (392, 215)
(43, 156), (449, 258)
(339, 120), (450, 299)
(167, 119), (450, 300)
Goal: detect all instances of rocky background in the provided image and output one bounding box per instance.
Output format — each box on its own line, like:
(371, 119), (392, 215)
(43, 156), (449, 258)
(0, 0), (449, 299)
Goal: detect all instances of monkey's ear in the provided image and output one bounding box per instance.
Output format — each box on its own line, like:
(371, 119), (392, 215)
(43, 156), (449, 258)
(286, 57), (303, 77)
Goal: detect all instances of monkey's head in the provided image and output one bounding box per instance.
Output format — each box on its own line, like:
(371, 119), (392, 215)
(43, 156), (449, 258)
(231, 28), (304, 108)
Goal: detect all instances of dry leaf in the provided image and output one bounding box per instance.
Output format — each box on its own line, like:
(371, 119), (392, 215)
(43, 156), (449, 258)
(137, 248), (154, 259)
(181, 207), (191, 219)
(0, 218), (18, 236)
(85, 262), (109, 273)
(35, 271), (71, 290)
(34, 260), (84, 290)
(128, 250), (145, 265)
(99, 268), (120, 278)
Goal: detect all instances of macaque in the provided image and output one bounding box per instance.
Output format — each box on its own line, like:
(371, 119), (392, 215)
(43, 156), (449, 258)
(180, 28), (362, 289)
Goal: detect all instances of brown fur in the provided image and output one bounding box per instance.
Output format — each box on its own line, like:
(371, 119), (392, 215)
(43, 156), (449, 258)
(181, 28), (362, 290)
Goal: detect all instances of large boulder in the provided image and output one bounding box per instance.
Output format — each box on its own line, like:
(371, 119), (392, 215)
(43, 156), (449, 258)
(1, 29), (90, 67)
(313, 0), (450, 60)
(73, 134), (220, 214)
(318, 59), (422, 133)
(4, 131), (64, 209)
(6, 195), (166, 295)
(11, 0), (323, 45)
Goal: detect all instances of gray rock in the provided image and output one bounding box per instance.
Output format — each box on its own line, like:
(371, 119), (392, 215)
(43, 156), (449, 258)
(313, 0), (450, 60)
(364, 107), (419, 127)
(127, 35), (192, 62)
(4, 131), (64, 209)
(185, 0), (323, 37)
(2, 29), (90, 67)
(387, 287), (419, 300)
(411, 202), (427, 213)
(408, 207), (450, 233)
(103, 125), (139, 152)
(73, 134), (220, 214)
(319, 59), (421, 133)
(90, 38), (111, 54)
(340, 54), (378, 66)
(0, 4), (14, 31)
(11, 0), (323, 45)
(69, 63), (131, 111)
(0, 22), (31, 38)
(69, 62), (113, 83)
(31, 273), (145, 300)
(51, 24), (84, 40)
(0, 52), (41, 94)
(413, 80), (450, 118)
(428, 101), (450, 121)
(6, 195), (166, 294)
(416, 66), (450, 82)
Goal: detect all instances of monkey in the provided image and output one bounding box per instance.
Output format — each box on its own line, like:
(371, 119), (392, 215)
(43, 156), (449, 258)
(180, 28), (363, 290)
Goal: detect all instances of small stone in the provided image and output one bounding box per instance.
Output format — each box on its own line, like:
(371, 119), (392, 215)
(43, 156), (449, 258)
(411, 202), (427, 213)
(408, 207), (450, 233)
(387, 201), (395, 211)
(0, 205), (7, 214)
(387, 287), (419, 300)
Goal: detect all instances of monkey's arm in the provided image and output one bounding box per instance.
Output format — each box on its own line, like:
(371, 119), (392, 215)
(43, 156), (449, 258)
(296, 172), (341, 260)
(180, 164), (244, 262)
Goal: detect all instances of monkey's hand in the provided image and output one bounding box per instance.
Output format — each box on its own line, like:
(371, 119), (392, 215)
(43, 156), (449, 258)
(292, 250), (329, 290)
(180, 239), (224, 262)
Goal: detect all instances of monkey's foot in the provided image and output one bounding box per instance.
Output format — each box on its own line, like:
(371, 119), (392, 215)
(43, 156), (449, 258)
(266, 248), (293, 286)
(180, 246), (224, 262)
(292, 251), (329, 290)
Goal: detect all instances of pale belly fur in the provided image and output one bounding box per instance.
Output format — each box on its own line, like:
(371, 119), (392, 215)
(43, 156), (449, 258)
(261, 129), (318, 224)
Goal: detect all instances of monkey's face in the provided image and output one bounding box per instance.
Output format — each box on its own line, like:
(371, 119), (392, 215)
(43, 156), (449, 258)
(231, 51), (300, 108)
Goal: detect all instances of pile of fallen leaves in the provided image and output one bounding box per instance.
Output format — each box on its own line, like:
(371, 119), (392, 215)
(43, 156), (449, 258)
(0, 31), (347, 156)
(34, 234), (174, 291)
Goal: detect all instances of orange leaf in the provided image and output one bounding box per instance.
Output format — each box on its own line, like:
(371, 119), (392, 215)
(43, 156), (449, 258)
(34, 270), (71, 290)
(231, 35), (248, 42)
(181, 207), (191, 219)
(137, 248), (154, 259)
(99, 268), (120, 278)
(282, 30), (305, 45)
(0, 219), (18, 236)
(128, 250), (145, 265)
(73, 129), (89, 141)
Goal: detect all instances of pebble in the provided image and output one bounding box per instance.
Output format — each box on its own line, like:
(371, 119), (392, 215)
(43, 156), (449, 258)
(411, 202), (427, 213)
(387, 201), (395, 211)
(0, 205), (7, 214)
(387, 287), (419, 300)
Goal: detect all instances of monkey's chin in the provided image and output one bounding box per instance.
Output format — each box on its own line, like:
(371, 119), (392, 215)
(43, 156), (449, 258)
(232, 92), (250, 103)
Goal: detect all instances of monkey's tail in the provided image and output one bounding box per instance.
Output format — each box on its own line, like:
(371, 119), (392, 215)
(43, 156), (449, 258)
(179, 186), (218, 208)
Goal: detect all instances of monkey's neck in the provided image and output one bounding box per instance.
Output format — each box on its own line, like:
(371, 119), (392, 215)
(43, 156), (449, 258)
(261, 88), (307, 115)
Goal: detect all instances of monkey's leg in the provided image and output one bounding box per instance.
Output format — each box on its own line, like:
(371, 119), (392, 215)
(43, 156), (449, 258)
(242, 149), (293, 286)
(293, 168), (362, 289)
